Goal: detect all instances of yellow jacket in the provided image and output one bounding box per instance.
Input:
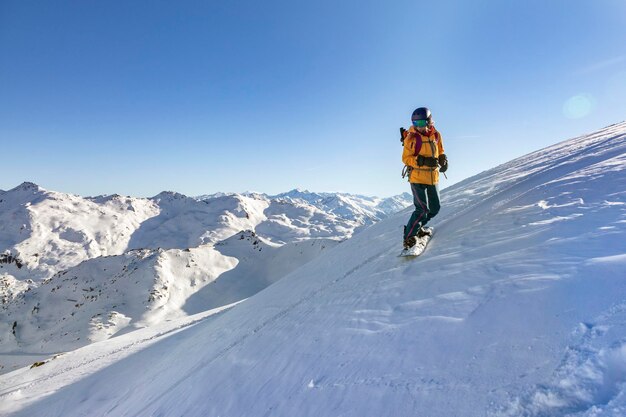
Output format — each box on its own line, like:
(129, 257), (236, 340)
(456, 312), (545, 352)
(402, 125), (445, 185)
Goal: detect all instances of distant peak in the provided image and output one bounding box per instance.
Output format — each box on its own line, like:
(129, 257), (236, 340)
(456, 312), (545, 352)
(151, 191), (188, 201)
(281, 188), (310, 195)
(196, 192), (232, 200)
(272, 189), (317, 199)
(10, 181), (44, 193)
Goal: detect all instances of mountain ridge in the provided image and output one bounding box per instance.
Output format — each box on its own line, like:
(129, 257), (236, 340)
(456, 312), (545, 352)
(0, 185), (410, 281)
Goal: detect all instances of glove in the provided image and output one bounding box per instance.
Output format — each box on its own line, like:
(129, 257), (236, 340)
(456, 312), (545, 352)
(417, 155), (438, 167)
(438, 154), (448, 173)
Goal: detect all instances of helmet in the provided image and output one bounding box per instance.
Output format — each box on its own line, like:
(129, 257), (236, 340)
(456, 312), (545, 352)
(411, 107), (432, 122)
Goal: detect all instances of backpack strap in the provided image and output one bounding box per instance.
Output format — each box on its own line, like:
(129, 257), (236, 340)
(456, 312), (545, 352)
(409, 132), (422, 156)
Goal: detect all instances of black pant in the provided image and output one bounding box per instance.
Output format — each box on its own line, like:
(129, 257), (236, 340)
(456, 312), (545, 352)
(404, 183), (440, 239)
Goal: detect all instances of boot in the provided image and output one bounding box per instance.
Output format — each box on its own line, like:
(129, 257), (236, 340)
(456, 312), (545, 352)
(403, 236), (417, 249)
(417, 227), (432, 238)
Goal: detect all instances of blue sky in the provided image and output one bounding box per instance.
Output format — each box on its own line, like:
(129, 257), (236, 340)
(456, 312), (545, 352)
(1, 0), (625, 197)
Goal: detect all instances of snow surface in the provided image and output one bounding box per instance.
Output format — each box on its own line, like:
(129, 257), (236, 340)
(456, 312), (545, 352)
(1, 122), (625, 416)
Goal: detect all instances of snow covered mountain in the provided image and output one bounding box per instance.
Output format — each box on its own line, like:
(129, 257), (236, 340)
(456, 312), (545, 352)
(0, 183), (159, 281)
(1, 122), (624, 416)
(0, 185), (409, 281)
(269, 189), (412, 222)
(196, 189), (413, 243)
(0, 186), (409, 373)
(0, 232), (335, 355)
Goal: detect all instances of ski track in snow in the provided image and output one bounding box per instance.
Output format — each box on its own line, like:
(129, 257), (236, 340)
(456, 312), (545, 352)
(126, 246), (397, 416)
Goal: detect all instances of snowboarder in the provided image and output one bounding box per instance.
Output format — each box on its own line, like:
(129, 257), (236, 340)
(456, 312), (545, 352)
(401, 107), (448, 252)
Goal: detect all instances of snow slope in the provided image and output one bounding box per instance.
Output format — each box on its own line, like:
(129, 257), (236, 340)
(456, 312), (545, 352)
(1, 122), (625, 416)
(0, 232), (338, 372)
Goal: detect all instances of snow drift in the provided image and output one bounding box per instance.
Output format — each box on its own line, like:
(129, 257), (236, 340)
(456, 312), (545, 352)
(1, 122), (625, 417)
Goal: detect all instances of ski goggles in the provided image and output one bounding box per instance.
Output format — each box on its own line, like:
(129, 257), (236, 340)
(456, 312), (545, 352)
(412, 119), (429, 128)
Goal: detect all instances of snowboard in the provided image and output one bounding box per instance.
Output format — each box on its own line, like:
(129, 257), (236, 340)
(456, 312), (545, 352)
(399, 227), (434, 257)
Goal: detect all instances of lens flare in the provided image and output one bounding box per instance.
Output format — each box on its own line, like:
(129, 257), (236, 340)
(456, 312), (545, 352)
(563, 94), (595, 119)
